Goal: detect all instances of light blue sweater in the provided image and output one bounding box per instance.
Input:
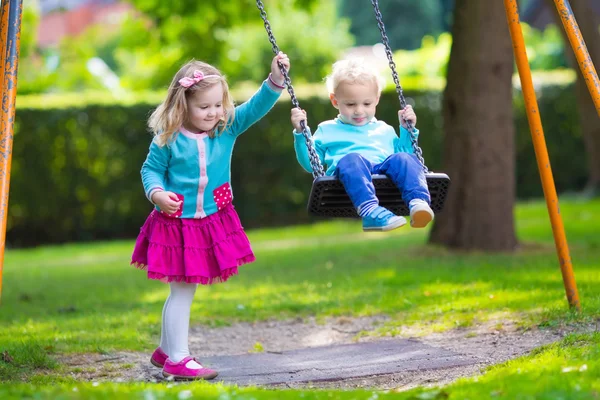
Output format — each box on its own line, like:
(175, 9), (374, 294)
(141, 79), (282, 219)
(293, 118), (419, 176)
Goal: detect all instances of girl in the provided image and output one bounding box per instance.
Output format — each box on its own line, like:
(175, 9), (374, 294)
(131, 53), (290, 380)
(291, 58), (433, 232)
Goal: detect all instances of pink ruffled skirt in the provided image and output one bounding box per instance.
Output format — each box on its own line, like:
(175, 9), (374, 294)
(131, 205), (255, 285)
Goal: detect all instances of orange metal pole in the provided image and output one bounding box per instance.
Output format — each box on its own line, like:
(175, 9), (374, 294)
(552, 0), (600, 116)
(0, 0), (22, 300)
(503, 0), (580, 310)
(0, 1), (8, 82)
(0, 0), (9, 300)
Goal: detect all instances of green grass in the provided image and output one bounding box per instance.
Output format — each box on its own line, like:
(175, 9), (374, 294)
(0, 334), (598, 399)
(437, 332), (600, 399)
(1, 198), (599, 398)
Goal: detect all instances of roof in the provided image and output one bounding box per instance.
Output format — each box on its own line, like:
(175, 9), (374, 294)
(39, 0), (118, 15)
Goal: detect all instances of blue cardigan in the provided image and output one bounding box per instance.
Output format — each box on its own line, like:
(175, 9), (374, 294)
(293, 118), (419, 176)
(141, 79), (282, 218)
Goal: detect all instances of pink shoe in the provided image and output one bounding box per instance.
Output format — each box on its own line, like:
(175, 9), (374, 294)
(162, 356), (219, 380)
(150, 347), (168, 368)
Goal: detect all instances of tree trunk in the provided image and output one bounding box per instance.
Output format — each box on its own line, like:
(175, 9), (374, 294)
(545, 0), (600, 194)
(429, 0), (518, 251)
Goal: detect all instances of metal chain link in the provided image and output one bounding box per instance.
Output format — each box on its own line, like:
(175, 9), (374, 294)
(370, 0), (429, 173)
(256, 1), (326, 178)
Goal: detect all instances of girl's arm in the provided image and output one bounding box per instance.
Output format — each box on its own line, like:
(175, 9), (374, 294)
(141, 139), (170, 202)
(293, 126), (326, 173)
(230, 53), (289, 137)
(229, 79), (283, 137)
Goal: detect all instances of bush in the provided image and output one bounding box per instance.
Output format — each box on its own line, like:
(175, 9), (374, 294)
(7, 83), (585, 247)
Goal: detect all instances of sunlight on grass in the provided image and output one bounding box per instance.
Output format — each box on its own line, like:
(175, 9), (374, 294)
(1, 334), (598, 399)
(1, 198), (600, 392)
(0, 381), (411, 400)
(139, 287), (170, 304)
(428, 332), (600, 399)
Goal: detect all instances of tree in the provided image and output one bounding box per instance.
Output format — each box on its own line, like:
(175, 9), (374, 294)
(16, 1), (56, 94)
(544, 0), (600, 195)
(120, 0), (332, 89)
(439, 0), (455, 32)
(338, 0), (443, 50)
(216, 1), (354, 84)
(121, 0), (261, 86)
(429, 1), (518, 251)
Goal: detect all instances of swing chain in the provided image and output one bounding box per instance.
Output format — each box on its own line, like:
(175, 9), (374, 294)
(370, 0), (429, 173)
(256, 0), (326, 178)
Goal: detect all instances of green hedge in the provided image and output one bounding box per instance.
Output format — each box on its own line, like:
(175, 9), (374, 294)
(7, 84), (585, 247)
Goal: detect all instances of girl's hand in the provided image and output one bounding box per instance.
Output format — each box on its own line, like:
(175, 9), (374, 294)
(151, 191), (182, 215)
(271, 52), (290, 87)
(398, 105), (417, 130)
(291, 107), (307, 132)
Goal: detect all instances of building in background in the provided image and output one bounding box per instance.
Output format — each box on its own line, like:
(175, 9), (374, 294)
(37, 0), (133, 48)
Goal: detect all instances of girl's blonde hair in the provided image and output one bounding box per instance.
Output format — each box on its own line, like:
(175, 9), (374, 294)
(325, 58), (385, 95)
(148, 60), (235, 146)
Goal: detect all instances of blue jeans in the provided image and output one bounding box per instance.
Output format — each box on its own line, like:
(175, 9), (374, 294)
(335, 152), (431, 213)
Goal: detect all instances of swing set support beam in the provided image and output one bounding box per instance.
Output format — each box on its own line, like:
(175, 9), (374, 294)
(503, 0), (581, 310)
(552, 0), (600, 116)
(0, 0), (22, 300)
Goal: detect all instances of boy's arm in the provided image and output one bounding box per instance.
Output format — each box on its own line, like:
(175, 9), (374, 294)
(394, 125), (420, 154)
(293, 126), (325, 173)
(141, 139), (170, 203)
(230, 79), (283, 137)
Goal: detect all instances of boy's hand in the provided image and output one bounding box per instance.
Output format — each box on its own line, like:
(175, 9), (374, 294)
(271, 52), (290, 87)
(399, 105), (417, 130)
(151, 191), (182, 216)
(291, 107), (307, 132)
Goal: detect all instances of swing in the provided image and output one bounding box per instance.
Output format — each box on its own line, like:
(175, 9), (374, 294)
(256, 0), (450, 218)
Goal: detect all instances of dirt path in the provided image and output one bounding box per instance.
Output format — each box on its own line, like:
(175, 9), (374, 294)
(61, 315), (591, 390)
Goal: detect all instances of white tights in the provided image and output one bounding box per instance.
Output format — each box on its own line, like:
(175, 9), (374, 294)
(159, 282), (202, 366)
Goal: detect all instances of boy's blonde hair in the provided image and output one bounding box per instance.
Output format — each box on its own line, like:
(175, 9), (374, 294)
(148, 60), (235, 146)
(325, 58), (385, 95)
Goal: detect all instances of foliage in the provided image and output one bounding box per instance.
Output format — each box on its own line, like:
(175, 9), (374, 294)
(17, 0), (572, 94)
(16, 2), (56, 94)
(439, 0), (454, 31)
(387, 22), (567, 85)
(117, 0), (342, 90)
(392, 32), (452, 81)
(16, 0), (348, 93)
(9, 102), (152, 247)
(52, 26), (123, 92)
(338, 0), (445, 50)
(521, 23), (569, 70)
(216, 0), (354, 83)
(7, 81), (586, 247)
(16, 2), (129, 94)
(18, 0), (38, 59)
(110, 13), (186, 91)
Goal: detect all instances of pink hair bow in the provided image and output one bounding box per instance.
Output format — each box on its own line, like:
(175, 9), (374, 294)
(178, 70), (219, 88)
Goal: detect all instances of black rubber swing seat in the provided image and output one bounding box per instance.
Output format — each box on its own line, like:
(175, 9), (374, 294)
(307, 173), (451, 218)
(255, 0), (451, 219)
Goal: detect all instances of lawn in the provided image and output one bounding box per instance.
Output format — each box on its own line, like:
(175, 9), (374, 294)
(0, 198), (598, 399)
